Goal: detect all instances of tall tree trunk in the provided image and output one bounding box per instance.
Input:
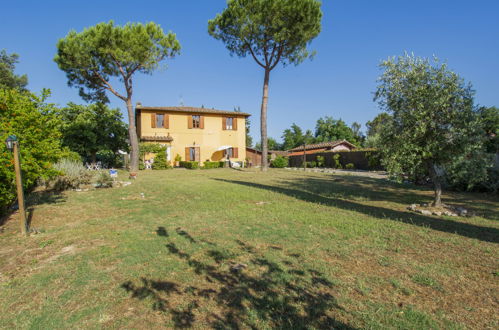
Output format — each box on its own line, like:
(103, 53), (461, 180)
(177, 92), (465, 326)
(126, 98), (139, 172)
(428, 162), (443, 207)
(260, 68), (270, 171)
(91, 151), (97, 164)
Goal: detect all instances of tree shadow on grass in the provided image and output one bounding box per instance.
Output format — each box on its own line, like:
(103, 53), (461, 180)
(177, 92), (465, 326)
(0, 189), (65, 227)
(213, 179), (499, 244)
(121, 228), (355, 329)
(281, 175), (499, 221)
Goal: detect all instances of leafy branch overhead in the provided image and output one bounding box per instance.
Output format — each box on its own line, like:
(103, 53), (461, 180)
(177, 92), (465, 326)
(208, 0), (321, 70)
(54, 21), (181, 103)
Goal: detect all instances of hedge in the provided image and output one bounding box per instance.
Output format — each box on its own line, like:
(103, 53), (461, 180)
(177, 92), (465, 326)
(179, 161), (199, 169)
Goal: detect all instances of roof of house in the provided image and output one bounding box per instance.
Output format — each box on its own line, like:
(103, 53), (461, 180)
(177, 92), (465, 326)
(269, 150), (288, 156)
(141, 135), (174, 142)
(287, 140), (356, 152)
(136, 105), (251, 117)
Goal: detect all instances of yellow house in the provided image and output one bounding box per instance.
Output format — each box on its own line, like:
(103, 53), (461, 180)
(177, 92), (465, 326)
(135, 104), (250, 164)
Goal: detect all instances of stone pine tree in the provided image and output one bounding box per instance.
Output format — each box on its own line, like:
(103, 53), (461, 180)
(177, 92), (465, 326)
(208, 0), (322, 171)
(374, 54), (480, 207)
(54, 21), (181, 171)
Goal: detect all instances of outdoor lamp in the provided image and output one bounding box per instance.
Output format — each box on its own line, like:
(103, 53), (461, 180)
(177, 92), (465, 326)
(5, 135), (17, 152)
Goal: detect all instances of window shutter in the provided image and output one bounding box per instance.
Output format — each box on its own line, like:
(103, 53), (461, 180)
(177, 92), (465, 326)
(200, 116), (205, 129)
(187, 116), (193, 129)
(151, 113), (156, 128)
(185, 147), (190, 161)
(233, 117), (238, 130)
(195, 147), (200, 161)
(222, 117), (226, 130)
(233, 147), (239, 158)
(164, 115), (169, 128)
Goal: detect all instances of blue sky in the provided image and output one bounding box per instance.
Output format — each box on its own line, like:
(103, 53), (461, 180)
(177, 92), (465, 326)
(2, 0), (498, 143)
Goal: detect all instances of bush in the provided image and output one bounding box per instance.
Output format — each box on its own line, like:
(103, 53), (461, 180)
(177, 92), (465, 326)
(345, 163), (355, 170)
(50, 158), (93, 190)
(95, 171), (113, 188)
(1, 89), (65, 214)
(332, 154), (342, 169)
(152, 152), (171, 170)
(203, 161), (221, 169)
(316, 155), (325, 167)
(271, 156), (288, 168)
(306, 161), (317, 168)
(179, 161), (199, 169)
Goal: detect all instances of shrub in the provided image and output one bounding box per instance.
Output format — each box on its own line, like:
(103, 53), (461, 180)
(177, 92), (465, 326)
(152, 152), (171, 170)
(345, 163), (355, 170)
(179, 161), (199, 169)
(332, 154), (342, 169)
(1, 89), (65, 214)
(95, 171), (113, 188)
(50, 158), (93, 190)
(316, 155), (325, 167)
(306, 161), (317, 168)
(219, 161), (226, 168)
(271, 156), (288, 168)
(203, 161), (221, 169)
(174, 154), (182, 162)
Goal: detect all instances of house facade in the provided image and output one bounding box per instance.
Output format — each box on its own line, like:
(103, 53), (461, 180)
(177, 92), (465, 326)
(135, 105), (250, 164)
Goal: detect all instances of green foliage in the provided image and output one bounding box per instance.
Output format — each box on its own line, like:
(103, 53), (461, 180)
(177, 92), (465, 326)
(208, 0), (322, 69)
(374, 54), (481, 203)
(345, 163), (355, 170)
(50, 158), (93, 190)
(306, 161), (317, 168)
(174, 154), (182, 162)
(314, 116), (358, 145)
(0, 49), (28, 91)
(445, 152), (498, 193)
(271, 156), (288, 168)
(95, 171), (114, 188)
(0, 89), (64, 214)
(281, 123), (314, 150)
(58, 103), (128, 163)
(152, 152), (171, 170)
(255, 137), (281, 151)
(140, 143), (167, 154)
(179, 161), (199, 169)
(316, 155), (325, 167)
(54, 21), (181, 103)
(203, 161), (221, 169)
(332, 154), (342, 169)
(478, 106), (499, 153)
(365, 151), (382, 169)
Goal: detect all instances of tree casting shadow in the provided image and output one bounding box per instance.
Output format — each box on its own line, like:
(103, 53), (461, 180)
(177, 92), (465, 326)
(121, 228), (355, 329)
(213, 178), (499, 244)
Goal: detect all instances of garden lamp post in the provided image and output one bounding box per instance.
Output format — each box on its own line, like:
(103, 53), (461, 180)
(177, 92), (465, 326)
(5, 135), (27, 235)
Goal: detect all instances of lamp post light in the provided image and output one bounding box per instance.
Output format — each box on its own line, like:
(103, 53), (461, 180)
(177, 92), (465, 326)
(5, 135), (27, 236)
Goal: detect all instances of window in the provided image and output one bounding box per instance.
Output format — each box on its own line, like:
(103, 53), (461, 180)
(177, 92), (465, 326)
(226, 117), (233, 130)
(192, 115), (200, 128)
(156, 114), (164, 128)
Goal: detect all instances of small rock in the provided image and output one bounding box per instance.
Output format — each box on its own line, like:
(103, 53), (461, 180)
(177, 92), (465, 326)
(418, 209), (432, 216)
(432, 211), (442, 216)
(140, 193), (145, 199)
(408, 204), (418, 211)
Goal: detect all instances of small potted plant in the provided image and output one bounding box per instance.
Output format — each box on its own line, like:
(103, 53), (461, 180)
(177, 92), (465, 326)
(174, 154), (182, 167)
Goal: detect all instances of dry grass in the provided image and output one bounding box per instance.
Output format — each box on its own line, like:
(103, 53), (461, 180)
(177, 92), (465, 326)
(0, 169), (497, 329)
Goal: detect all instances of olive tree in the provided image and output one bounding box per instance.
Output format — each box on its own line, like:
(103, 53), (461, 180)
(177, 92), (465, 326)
(208, 0), (322, 170)
(374, 54), (481, 206)
(54, 21), (180, 171)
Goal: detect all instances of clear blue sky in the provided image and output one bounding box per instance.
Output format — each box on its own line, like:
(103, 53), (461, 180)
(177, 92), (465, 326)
(2, 0), (498, 143)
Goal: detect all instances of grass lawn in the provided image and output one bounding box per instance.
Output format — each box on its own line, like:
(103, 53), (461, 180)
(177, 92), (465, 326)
(0, 169), (498, 329)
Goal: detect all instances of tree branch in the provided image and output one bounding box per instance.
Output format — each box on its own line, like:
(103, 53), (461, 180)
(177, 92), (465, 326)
(93, 70), (126, 101)
(269, 44), (284, 71)
(245, 42), (266, 69)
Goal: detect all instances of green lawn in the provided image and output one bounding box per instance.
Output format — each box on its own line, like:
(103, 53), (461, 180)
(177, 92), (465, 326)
(0, 169), (498, 329)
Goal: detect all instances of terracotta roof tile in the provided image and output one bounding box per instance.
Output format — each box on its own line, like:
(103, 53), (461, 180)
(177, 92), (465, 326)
(287, 140), (356, 152)
(136, 105), (251, 117)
